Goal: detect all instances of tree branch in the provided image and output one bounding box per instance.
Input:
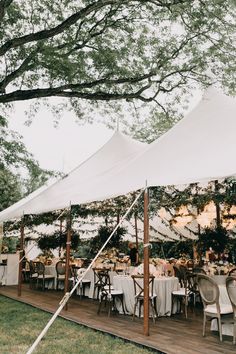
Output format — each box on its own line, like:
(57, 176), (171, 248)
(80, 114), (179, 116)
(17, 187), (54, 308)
(0, 0), (193, 57)
(0, 66), (195, 104)
(0, 47), (39, 92)
(0, 0), (117, 56)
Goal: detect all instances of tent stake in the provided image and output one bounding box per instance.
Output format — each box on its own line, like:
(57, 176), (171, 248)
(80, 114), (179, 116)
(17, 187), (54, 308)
(64, 207), (72, 310)
(143, 187), (150, 336)
(17, 215), (24, 297)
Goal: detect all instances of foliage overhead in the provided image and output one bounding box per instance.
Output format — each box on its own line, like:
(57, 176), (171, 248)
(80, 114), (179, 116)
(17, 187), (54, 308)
(0, 0), (235, 130)
(89, 225), (126, 256)
(196, 226), (229, 255)
(37, 231), (80, 251)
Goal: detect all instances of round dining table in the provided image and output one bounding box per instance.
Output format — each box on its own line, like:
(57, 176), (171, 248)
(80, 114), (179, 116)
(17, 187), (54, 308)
(113, 275), (179, 317)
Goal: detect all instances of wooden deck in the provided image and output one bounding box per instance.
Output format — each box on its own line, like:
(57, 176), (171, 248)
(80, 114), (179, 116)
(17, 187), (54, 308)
(0, 285), (235, 354)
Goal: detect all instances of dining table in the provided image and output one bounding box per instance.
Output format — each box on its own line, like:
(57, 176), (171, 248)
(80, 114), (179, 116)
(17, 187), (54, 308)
(113, 274), (179, 317)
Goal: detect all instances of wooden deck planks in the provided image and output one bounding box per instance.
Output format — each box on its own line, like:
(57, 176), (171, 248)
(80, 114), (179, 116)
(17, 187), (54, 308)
(0, 285), (235, 354)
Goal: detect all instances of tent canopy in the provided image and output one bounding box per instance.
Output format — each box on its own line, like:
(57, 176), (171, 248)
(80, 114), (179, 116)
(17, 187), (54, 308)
(0, 87), (235, 222)
(83, 87), (236, 202)
(0, 131), (146, 222)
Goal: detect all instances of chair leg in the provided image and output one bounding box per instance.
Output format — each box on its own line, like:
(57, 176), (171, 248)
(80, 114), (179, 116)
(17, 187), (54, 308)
(108, 298), (111, 317)
(133, 300), (137, 321)
(139, 301), (142, 318)
(154, 299), (158, 320)
(151, 299), (156, 323)
(233, 322), (236, 345)
(118, 295), (126, 315)
(97, 297), (102, 314)
(203, 313), (206, 337)
(79, 283), (83, 299)
(184, 296), (188, 319)
(171, 295), (174, 315)
(93, 286), (96, 299)
(218, 317), (223, 342)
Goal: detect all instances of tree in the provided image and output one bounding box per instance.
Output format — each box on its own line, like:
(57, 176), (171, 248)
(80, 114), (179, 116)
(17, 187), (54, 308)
(0, 167), (22, 211)
(0, 0), (234, 130)
(0, 115), (57, 211)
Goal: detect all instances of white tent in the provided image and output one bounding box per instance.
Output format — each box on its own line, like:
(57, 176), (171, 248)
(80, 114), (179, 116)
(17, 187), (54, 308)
(0, 87), (235, 222)
(0, 130), (146, 222)
(85, 87), (236, 202)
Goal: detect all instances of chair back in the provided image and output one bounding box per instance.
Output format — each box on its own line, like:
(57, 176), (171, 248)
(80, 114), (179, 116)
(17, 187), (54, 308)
(131, 274), (155, 298)
(35, 261), (45, 276)
(93, 268), (110, 290)
(29, 260), (36, 275)
(173, 265), (187, 288)
(197, 274), (220, 308)
(186, 272), (198, 294)
(226, 276), (236, 316)
(56, 261), (66, 275)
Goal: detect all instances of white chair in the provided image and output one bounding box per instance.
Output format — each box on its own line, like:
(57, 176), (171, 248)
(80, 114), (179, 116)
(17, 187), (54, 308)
(55, 261), (66, 290)
(74, 268), (91, 298)
(35, 261), (55, 291)
(198, 274), (233, 342)
(226, 276), (236, 344)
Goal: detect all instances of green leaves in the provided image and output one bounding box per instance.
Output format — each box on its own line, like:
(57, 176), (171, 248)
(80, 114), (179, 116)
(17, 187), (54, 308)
(0, 0), (234, 122)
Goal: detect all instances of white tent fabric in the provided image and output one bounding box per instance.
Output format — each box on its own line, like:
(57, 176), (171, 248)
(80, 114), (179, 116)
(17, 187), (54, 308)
(0, 131), (146, 222)
(0, 88), (235, 222)
(84, 88), (236, 202)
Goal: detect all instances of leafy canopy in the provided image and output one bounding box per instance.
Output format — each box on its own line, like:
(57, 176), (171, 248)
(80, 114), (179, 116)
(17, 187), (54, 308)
(0, 0), (235, 128)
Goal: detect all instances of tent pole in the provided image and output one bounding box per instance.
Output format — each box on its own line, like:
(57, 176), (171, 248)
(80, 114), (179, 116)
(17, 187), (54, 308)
(134, 213), (139, 251)
(17, 216), (24, 297)
(143, 187), (150, 336)
(64, 207), (72, 310)
(214, 180), (221, 229)
(59, 218), (63, 258)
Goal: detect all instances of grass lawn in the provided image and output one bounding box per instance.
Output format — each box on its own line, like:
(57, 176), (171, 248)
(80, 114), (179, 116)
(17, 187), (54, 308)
(0, 295), (155, 354)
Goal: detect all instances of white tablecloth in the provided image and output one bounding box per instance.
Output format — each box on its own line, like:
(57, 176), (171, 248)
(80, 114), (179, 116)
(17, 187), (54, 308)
(113, 275), (179, 317)
(211, 284), (234, 336)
